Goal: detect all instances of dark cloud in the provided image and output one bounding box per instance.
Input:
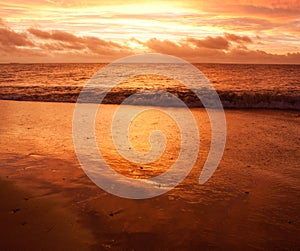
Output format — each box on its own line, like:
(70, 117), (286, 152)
(0, 27), (133, 62)
(0, 25), (40, 60)
(40, 42), (85, 51)
(185, 33), (253, 53)
(0, 28), (34, 47)
(144, 37), (300, 64)
(0, 25), (299, 64)
(187, 36), (229, 50)
(227, 48), (300, 64)
(224, 33), (253, 43)
(28, 28), (80, 43)
(28, 28), (127, 55)
(83, 36), (125, 55)
(145, 38), (196, 57)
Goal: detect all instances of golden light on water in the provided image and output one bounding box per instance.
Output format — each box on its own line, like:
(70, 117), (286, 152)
(96, 105), (183, 179)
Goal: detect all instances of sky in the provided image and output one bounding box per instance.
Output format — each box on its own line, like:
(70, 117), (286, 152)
(0, 0), (299, 63)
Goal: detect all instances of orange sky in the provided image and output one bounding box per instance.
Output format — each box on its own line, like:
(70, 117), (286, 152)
(0, 0), (299, 63)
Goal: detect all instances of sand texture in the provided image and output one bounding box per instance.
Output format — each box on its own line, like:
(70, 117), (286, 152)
(0, 100), (300, 250)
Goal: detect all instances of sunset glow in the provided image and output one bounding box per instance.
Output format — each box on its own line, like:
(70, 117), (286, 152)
(0, 0), (299, 63)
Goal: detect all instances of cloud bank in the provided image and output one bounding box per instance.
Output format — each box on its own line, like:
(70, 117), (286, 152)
(0, 0), (299, 64)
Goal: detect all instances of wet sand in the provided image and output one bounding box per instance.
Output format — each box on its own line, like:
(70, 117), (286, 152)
(0, 100), (299, 250)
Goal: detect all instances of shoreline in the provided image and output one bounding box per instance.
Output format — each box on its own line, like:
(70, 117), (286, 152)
(0, 98), (300, 111)
(1, 100), (299, 250)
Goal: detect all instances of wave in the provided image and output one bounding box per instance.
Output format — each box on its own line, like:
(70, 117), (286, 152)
(0, 86), (299, 110)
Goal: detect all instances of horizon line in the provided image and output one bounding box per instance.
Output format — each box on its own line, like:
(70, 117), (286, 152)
(1, 62), (300, 65)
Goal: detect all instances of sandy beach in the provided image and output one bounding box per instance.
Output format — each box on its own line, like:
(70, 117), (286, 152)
(0, 100), (299, 250)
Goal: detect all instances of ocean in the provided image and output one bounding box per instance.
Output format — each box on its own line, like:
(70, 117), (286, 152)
(0, 63), (299, 109)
